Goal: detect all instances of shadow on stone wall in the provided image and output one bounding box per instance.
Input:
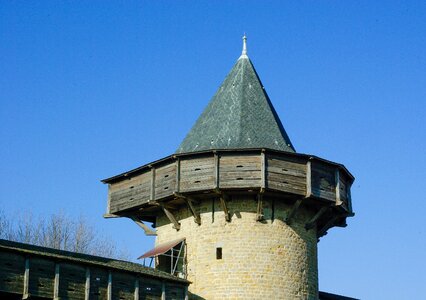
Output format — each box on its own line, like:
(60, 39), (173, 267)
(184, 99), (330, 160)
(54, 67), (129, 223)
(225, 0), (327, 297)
(188, 292), (207, 300)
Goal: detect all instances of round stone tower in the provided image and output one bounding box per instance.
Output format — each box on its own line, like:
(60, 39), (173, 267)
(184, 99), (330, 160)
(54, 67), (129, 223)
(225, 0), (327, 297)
(102, 36), (354, 300)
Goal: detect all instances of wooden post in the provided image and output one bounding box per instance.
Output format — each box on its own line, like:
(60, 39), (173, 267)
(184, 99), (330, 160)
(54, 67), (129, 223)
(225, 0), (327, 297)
(175, 158), (181, 193)
(184, 286), (189, 300)
(107, 271), (112, 300)
(335, 168), (342, 206)
(260, 150), (266, 189)
(306, 160), (312, 198)
(161, 282), (166, 300)
(134, 278), (139, 300)
(22, 258), (30, 299)
(106, 184), (112, 215)
(54, 263), (60, 300)
(214, 152), (219, 189)
(85, 268), (90, 300)
(150, 167), (156, 201)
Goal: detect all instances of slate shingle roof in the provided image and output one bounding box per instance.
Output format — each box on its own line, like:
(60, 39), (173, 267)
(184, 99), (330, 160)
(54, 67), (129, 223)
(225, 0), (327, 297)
(176, 55), (295, 154)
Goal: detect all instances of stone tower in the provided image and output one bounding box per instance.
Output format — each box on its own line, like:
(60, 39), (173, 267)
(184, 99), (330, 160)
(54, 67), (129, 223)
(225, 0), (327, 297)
(103, 36), (354, 300)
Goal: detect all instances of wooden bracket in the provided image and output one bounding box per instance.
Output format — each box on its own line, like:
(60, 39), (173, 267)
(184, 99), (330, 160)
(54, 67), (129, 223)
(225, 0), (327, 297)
(317, 214), (341, 237)
(256, 190), (264, 221)
(285, 198), (303, 225)
(103, 213), (120, 219)
(175, 193), (201, 225)
(129, 216), (157, 236)
(305, 206), (330, 230)
(160, 203), (181, 230)
(219, 194), (231, 222)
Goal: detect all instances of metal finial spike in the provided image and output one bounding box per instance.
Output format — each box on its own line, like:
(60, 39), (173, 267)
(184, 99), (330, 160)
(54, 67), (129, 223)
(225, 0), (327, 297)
(239, 34), (248, 59)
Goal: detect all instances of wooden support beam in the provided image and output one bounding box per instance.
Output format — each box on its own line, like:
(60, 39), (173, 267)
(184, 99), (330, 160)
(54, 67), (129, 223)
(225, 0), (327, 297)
(335, 168), (342, 206)
(305, 206), (329, 230)
(185, 198), (201, 225)
(129, 216), (157, 236)
(184, 286), (189, 300)
(134, 279), (139, 300)
(161, 282), (166, 300)
(160, 203), (181, 230)
(175, 193), (201, 225)
(219, 194), (231, 222)
(256, 191), (264, 221)
(54, 263), (60, 300)
(214, 152), (220, 189)
(106, 184), (112, 215)
(103, 213), (120, 219)
(150, 167), (156, 201)
(317, 215), (341, 237)
(260, 150), (266, 189)
(22, 258), (30, 299)
(285, 198), (303, 225)
(306, 159), (312, 198)
(107, 271), (112, 300)
(175, 158), (181, 192)
(85, 268), (90, 300)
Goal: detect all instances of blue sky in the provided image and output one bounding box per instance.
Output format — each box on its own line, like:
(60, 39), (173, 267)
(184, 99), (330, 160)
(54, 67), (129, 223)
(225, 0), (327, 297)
(1, 1), (426, 299)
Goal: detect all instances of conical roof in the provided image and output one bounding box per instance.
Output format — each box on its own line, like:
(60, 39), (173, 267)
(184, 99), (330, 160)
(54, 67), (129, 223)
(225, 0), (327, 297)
(176, 37), (295, 154)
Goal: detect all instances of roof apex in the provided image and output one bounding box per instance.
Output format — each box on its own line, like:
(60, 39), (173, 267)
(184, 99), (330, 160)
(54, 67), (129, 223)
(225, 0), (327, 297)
(176, 39), (295, 154)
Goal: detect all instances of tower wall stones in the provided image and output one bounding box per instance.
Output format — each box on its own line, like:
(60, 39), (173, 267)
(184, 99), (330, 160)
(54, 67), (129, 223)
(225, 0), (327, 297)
(155, 195), (318, 300)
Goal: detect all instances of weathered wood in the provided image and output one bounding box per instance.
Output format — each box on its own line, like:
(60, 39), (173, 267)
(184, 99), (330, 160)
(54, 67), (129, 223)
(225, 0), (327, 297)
(261, 151), (266, 189)
(266, 171), (306, 195)
(318, 214), (342, 237)
(155, 164), (176, 199)
(161, 282), (166, 300)
(219, 155), (262, 188)
(54, 263), (60, 300)
(85, 268), (90, 300)
(219, 194), (231, 222)
(107, 271), (112, 300)
(112, 272), (135, 300)
(335, 168), (342, 206)
(178, 195), (201, 225)
(305, 206), (329, 230)
(175, 158), (181, 192)
(311, 161), (336, 202)
(256, 192), (264, 221)
(214, 153), (219, 188)
(134, 278), (139, 300)
(23, 257), (30, 298)
(150, 167), (156, 201)
(180, 156), (215, 192)
(90, 267), (109, 299)
(160, 203), (181, 230)
(130, 216), (157, 236)
(306, 160), (312, 197)
(106, 184), (112, 215)
(166, 282), (187, 300)
(28, 257), (55, 298)
(185, 285), (189, 300)
(285, 198), (303, 225)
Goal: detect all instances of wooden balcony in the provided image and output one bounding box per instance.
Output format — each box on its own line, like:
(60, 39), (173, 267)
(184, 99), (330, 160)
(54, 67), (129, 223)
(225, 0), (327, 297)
(103, 148), (354, 219)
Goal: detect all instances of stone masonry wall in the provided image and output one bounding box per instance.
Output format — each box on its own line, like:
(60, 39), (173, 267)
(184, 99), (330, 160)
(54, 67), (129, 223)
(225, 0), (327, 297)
(155, 195), (318, 300)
